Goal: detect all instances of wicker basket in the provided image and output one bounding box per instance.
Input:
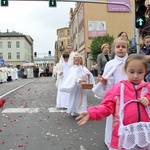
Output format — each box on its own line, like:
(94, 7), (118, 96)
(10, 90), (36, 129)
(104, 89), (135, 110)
(82, 84), (93, 89)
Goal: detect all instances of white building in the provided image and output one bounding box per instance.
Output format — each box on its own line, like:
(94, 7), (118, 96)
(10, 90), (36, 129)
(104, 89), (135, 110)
(34, 56), (55, 68)
(0, 30), (33, 68)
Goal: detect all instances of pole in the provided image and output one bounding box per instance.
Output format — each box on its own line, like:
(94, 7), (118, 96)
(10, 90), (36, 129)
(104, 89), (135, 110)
(136, 28), (140, 53)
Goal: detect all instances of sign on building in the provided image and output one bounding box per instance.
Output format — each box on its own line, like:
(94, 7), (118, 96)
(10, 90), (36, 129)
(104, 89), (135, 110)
(107, 0), (130, 12)
(88, 21), (106, 39)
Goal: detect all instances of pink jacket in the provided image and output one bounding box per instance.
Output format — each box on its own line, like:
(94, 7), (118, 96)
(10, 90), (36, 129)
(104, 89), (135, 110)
(88, 80), (150, 149)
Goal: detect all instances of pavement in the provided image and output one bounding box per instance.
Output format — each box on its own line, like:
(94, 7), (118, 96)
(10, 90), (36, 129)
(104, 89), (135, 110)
(0, 77), (108, 150)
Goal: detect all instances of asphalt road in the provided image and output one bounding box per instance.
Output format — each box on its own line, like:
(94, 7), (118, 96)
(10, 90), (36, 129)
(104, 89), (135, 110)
(0, 77), (108, 150)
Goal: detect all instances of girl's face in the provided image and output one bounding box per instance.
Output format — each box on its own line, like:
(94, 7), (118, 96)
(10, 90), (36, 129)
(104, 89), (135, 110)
(102, 46), (109, 54)
(125, 60), (147, 85)
(144, 38), (150, 47)
(74, 57), (82, 65)
(114, 40), (128, 58)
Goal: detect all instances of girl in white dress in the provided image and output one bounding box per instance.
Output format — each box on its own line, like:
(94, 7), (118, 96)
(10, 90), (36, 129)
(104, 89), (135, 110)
(92, 37), (129, 148)
(56, 51), (72, 109)
(60, 52), (95, 116)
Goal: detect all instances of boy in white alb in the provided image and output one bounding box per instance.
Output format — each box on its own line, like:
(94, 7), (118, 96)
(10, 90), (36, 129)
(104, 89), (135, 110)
(56, 51), (72, 109)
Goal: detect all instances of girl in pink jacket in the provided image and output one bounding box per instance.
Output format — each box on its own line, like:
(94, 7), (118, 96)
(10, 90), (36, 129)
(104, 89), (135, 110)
(76, 53), (150, 150)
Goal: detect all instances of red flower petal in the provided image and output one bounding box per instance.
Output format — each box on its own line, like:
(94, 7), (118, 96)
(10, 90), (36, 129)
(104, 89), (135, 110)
(0, 99), (6, 108)
(18, 144), (23, 147)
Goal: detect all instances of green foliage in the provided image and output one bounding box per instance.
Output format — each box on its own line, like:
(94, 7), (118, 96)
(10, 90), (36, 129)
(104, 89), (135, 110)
(89, 34), (114, 62)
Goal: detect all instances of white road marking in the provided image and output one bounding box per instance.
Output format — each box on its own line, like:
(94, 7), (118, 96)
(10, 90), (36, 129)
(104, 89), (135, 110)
(2, 108), (40, 113)
(80, 145), (86, 150)
(1, 107), (66, 113)
(0, 79), (36, 98)
(48, 107), (66, 113)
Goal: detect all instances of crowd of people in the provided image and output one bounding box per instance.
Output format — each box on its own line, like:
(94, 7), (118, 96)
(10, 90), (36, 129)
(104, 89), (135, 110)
(54, 33), (150, 150)
(0, 64), (53, 84)
(0, 65), (19, 83)
(1, 32), (150, 149)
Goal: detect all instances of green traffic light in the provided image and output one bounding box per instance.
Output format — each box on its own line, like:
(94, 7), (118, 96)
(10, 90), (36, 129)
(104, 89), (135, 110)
(1, 0), (8, 6)
(51, 0), (54, 5)
(49, 0), (56, 7)
(138, 18), (144, 26)
(135, 0), (147, 28)
(136, 16), (147, 28)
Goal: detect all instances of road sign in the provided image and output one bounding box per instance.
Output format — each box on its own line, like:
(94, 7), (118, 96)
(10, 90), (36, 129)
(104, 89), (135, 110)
(0, 59), (4, 66)
(131, 38), (136, 47)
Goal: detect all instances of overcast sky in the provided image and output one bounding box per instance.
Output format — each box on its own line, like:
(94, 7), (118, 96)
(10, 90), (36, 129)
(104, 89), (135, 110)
(0, 1), (75, 57)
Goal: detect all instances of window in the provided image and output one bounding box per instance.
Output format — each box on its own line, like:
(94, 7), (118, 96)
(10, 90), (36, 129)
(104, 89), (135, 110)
(16, 41), (20, 48)
(67, 29), (70, 36)
(16, 52), (20, 59)
(8, 52), (11, 59)
(8, 42), (11, 48)
(0, 53), (3, 59)
(0, 42), (3, 48)
(61, 41), (63, 46)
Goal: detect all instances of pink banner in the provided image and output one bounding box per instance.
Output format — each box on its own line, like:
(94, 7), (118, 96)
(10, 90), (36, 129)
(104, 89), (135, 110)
(108, 0), (130, 12)
(88, 31), (107, 39)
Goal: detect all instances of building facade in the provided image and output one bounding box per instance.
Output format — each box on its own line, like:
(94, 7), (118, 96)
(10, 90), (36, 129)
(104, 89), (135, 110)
(69, 1), (136, 69)
(56, 27), (71, 62)
(0, 31), (33, 68)
(34, 56), (55, 67)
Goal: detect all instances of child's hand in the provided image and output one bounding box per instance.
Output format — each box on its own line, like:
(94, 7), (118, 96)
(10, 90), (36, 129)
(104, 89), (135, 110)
(79, 79), (86, 83)
(96, 75), (107, 85)
(139, 97), (150, 106)
(76, 111), (90, 126)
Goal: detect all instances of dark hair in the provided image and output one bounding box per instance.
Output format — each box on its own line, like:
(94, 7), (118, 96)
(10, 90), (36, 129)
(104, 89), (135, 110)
(124, 53), (148, 71)
(117, 31), (129, 40)
(143, 35), (150, 45)
(62, 51), (70, 58)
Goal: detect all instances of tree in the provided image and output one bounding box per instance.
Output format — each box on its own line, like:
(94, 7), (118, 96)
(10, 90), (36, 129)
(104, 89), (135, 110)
(140, 4), (150, 39)
(89, 34), (114, 62)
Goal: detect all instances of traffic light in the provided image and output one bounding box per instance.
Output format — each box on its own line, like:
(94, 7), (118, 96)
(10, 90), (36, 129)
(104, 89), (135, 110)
(48, 51), (51, 56)
(1, 0), (8, 6)
(34, 52), (37, 58)
(49, 0), (57, 7)
(135, 0), (147, 28)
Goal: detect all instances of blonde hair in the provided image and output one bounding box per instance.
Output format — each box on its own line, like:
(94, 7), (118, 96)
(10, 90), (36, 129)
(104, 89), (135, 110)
(112, 37), (129, 52)
(101, 43), (109, 51)
(73, 52), (83, 65)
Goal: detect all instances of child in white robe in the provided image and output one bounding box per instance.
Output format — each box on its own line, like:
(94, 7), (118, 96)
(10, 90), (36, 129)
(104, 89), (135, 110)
(13, 66), (18, 80)
(60, 52), (95, 116)
(56, 51), (72, 109)
(92, 37), (129, 148)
